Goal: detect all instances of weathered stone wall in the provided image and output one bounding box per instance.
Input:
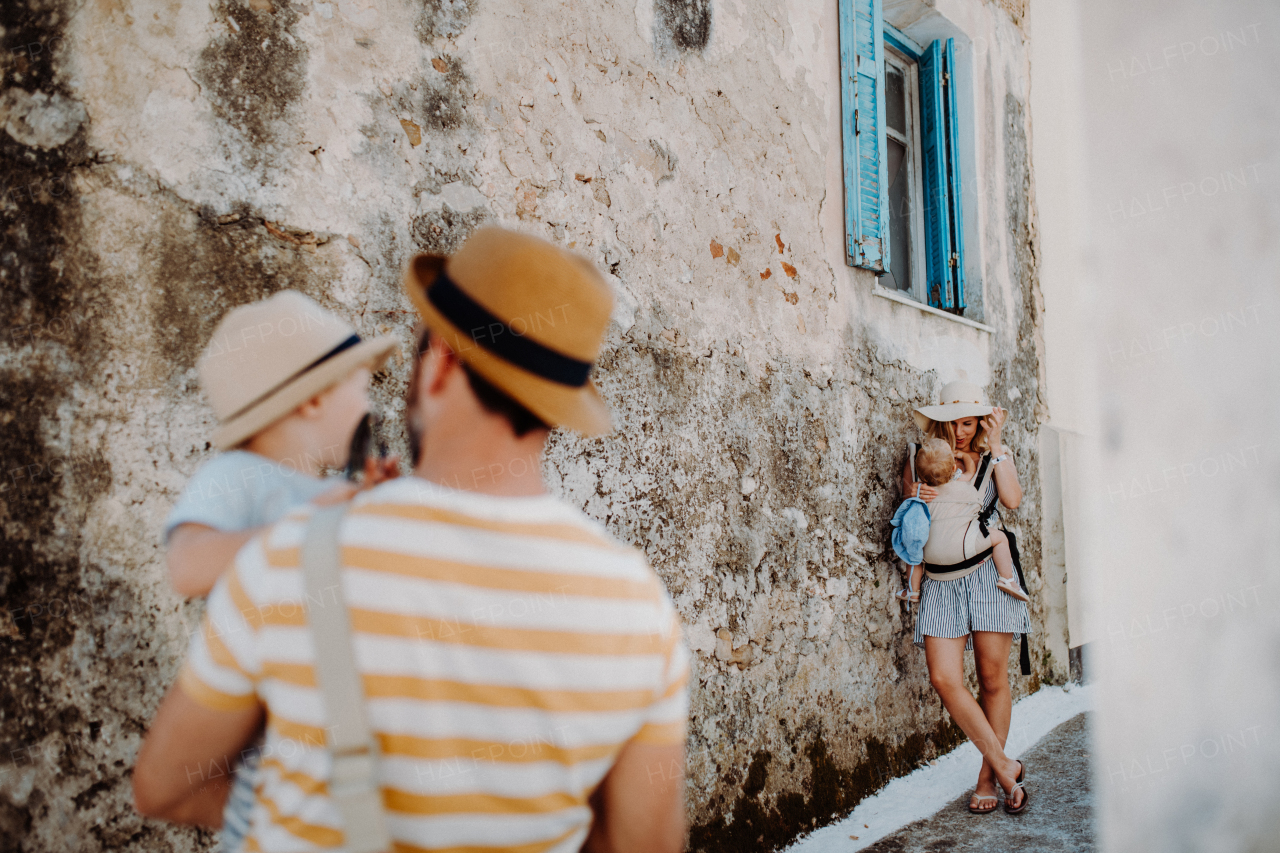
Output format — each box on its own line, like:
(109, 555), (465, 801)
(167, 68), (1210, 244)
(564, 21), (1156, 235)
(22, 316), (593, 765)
(0, 0), (1050, 850)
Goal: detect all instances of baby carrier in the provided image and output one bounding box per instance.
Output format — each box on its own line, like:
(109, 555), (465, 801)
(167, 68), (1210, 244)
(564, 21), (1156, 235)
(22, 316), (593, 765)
(920, 455), (1001, 579)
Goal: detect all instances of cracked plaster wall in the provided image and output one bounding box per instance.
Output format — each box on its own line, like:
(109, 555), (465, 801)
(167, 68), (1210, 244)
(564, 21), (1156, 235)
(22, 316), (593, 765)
(0, 0), (1053, 850)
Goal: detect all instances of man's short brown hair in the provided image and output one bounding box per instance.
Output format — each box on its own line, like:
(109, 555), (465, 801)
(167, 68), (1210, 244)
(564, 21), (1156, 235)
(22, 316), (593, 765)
(915, 438), (956, 487)
(406, 327), (549, 464)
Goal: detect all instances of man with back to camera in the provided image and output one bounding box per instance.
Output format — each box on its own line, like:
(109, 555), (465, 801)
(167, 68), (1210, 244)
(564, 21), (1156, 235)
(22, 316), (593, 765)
(133, 226), (690, 853)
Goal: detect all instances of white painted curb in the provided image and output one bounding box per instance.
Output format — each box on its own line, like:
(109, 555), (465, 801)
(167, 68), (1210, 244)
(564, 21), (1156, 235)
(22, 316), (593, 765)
(785, 684), (1094, 852)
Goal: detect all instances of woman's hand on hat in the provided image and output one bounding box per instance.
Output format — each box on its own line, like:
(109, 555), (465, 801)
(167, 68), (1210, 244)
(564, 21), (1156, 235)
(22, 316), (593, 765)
(981, 406), (1007, 450)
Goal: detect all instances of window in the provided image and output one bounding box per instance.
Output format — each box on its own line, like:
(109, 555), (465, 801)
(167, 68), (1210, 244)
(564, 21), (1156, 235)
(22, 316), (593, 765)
(882, 48), (927, 300)
(839, 0), (968, 313)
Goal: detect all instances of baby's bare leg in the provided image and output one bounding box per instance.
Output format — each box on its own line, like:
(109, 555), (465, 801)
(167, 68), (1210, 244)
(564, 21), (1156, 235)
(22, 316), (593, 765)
(989, 530), (1016, 581)
(909, 564), (924, 593)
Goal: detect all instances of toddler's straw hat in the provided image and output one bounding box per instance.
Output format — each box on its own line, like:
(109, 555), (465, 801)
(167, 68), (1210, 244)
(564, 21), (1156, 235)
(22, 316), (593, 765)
(912, 379), (994, 433)
(197, 291), (398, 449)
(404, 226), (614, 435)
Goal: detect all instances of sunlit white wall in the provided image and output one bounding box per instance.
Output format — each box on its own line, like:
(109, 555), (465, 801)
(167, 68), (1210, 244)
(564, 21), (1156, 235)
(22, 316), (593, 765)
(1072, 0), (1280, 848)
(1029, 0), (1097, 663)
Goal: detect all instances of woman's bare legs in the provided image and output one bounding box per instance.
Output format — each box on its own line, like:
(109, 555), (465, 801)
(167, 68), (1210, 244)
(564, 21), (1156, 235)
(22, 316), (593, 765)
(971, 631), (1016, 806)
(924, 635), (1025, 809)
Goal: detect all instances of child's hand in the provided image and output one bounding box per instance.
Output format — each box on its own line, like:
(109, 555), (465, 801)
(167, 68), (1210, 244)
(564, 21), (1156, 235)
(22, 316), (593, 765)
(360, 455), (401, 489)
(313, 482), (360, 506)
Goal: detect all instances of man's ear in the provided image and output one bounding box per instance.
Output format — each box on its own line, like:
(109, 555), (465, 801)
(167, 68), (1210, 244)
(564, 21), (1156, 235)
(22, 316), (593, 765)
(423, 336), (460, 395)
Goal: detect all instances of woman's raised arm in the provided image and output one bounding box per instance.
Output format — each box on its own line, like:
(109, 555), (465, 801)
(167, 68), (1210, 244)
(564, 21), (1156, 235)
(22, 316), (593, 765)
(991, 456), (1022, 509)
(981, 408), (1022, 509)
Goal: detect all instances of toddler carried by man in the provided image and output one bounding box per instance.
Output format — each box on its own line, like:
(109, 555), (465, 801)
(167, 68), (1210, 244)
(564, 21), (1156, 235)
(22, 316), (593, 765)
(163, 291), (397, 852)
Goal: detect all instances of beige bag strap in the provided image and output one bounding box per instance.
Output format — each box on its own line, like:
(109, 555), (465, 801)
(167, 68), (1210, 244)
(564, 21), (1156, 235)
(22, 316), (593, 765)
(301, 504), (392, 853)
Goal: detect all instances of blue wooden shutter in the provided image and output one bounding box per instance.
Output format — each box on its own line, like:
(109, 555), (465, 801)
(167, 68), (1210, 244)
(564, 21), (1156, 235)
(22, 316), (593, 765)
(838, 0), (888, 271)
(943, 38), (966, 309)
(919, 38), (966, 309)
(919, 41), (951, 307)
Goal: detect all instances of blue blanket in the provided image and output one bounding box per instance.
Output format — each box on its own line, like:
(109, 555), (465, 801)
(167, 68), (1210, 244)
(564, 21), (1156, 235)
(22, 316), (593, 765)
(890, 496), (931, 565)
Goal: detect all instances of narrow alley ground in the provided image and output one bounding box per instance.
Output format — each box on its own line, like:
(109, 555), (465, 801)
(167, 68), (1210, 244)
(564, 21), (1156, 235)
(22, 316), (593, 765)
(787, 685), (1093, 853)
(861, 713), (1092, 852)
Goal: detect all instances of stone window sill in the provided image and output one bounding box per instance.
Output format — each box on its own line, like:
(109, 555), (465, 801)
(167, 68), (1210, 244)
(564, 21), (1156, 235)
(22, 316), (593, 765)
(872, 285), (994, 333)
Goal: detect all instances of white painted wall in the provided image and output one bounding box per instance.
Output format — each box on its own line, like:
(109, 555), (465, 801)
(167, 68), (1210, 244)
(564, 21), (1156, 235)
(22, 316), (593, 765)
(1067, 0), (1280, 848)
(1028, 0), (1091, 436)
(1028, 0), (1096, 654)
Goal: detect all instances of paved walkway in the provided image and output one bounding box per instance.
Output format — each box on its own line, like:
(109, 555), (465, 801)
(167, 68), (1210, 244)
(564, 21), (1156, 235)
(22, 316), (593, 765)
(786, 686), (1094, 853)
(860, 713), (1093, 853)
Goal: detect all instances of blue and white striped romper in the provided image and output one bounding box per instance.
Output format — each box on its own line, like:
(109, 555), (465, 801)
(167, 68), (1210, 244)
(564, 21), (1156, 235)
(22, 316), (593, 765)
(913, 465), (1032, 649)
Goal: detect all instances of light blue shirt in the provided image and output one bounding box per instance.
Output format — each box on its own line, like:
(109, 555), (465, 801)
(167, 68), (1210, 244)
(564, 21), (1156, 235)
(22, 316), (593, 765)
(164, 450), (338, 540)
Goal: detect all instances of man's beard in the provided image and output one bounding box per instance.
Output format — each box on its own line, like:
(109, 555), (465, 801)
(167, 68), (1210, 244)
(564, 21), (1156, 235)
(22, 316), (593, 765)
(406, 328), (430, 468)
(406, 406), (424, 468)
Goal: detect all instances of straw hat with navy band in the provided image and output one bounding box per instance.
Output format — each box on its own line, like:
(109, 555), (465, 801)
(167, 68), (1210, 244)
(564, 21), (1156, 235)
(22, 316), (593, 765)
(404, 226), (615, 436)
(198, 291), (399, 449)
(912, 379), (995, 433)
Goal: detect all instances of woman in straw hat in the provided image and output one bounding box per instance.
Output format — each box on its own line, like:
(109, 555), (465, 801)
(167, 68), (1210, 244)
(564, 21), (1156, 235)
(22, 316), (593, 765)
(902, 379), (1032, 815)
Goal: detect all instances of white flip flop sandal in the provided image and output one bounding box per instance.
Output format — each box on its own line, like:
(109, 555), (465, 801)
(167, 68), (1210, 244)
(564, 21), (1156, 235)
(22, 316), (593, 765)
(1003, 761), (1029, 814)
(968, 792), (999, 815)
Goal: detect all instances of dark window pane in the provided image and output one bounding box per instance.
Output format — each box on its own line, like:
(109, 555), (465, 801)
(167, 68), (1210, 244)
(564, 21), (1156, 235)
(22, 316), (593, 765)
(885, 137), (911, 292)
(886, 65), (906, 134)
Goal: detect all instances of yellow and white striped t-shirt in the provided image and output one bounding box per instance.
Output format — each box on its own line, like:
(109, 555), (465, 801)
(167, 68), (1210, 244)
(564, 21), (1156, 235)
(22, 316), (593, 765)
(181, 477), (690, 853)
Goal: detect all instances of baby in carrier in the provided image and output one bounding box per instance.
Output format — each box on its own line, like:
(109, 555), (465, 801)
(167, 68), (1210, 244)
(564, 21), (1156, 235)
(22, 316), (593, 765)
(894, 438), (1029, 603)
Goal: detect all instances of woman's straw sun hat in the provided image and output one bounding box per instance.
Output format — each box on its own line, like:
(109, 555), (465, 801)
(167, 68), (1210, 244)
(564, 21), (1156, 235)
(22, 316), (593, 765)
(404, 226), (614, 435)
(912, 379), (994, 433)
(197, 291), (398, 449)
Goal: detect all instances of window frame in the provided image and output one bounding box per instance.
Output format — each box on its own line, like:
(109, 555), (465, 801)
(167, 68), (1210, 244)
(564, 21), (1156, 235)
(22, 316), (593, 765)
(884, 22), (925, 62)
(881, 45), (929, 305)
